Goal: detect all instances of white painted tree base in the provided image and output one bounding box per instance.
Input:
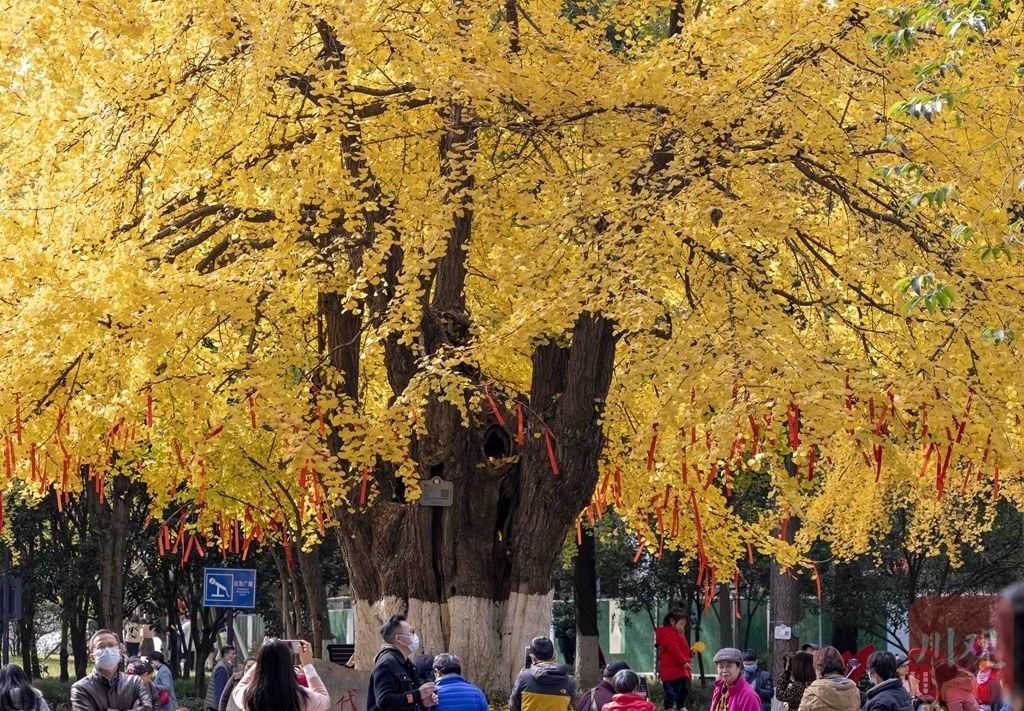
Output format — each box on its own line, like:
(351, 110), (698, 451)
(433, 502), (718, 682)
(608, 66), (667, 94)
(351, 590), (553, 694)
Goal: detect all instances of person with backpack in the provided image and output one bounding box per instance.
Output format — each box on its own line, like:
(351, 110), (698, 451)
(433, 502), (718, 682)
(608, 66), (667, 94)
(577, 663), (631, 711)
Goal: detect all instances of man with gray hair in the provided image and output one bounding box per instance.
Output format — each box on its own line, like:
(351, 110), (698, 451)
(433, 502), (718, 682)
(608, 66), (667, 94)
(432, 653), (488, 711)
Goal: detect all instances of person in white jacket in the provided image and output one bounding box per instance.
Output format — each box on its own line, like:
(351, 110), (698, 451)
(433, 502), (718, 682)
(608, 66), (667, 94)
(232, 639), (330, 711)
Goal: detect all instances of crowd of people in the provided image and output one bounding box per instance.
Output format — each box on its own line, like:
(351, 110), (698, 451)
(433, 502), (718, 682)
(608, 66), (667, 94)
(0, 598), (1020, 711)
(706, 643), (1005, 711)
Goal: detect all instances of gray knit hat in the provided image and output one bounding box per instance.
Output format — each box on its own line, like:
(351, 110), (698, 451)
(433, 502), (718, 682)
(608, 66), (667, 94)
(713, 647), (744, 664)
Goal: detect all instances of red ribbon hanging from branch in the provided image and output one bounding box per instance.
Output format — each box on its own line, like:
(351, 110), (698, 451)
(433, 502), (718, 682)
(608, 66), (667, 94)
(647, 422), (659, 471)
(544, 427), (559, 477)
(484, 385), (506, 427)
(14, 395), (23, 445)
(358, 465), (369, 506)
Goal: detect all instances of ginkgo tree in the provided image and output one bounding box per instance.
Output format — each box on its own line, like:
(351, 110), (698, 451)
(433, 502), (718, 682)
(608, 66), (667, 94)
(1, 0), (1023, 691)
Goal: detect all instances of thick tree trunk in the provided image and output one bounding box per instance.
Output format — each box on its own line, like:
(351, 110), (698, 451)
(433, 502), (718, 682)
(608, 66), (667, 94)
(575, 524), (600, 689)
(336, 314), (616, 695)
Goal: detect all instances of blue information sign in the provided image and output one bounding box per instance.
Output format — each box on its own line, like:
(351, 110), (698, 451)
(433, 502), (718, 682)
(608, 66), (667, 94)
(203, 567), (256, 609)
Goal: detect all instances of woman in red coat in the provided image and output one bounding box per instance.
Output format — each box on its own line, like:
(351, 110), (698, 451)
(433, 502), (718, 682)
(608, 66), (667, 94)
(655, 612), (693, 711)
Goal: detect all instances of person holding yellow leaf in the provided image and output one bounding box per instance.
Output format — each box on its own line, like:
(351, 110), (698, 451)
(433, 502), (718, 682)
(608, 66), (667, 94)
(656, 613), (694, 711)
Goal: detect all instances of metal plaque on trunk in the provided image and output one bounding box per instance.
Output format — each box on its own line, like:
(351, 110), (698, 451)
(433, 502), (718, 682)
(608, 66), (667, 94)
(419, 477), (453, 507)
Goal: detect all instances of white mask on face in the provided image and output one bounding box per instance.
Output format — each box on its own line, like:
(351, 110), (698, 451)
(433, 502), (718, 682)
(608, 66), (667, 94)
(95, 647), (121, 671)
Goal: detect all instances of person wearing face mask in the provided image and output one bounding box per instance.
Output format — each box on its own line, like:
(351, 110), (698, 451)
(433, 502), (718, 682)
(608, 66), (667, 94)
(70, 629), (153, 711)
(205, 646), (238, 711)
(741, 651), (773, 711)
(863, 652), (914, 711)
(367, 615), (437, 711)
(147, 651), (178, 711)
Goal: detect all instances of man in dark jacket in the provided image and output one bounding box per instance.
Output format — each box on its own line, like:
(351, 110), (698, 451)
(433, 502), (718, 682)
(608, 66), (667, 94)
(864, 651), (915, 711)
(577, 662), (631, 711)
(433, 653), (487, 711)
(510, 637), (577, 711)
(742, 650), (774, 711)
(205, 645), (236, 711)
(219, 659), (255, 711)
(71, 629), (153, 711)
(367, 615), (437, 711)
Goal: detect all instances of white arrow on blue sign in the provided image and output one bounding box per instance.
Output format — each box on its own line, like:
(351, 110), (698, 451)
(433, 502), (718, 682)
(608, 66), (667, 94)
(203, 567), (257, 609)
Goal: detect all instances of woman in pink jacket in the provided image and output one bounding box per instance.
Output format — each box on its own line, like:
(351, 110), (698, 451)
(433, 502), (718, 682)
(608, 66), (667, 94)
(233, 639), (331, 711)
(935, 662), (980, 711)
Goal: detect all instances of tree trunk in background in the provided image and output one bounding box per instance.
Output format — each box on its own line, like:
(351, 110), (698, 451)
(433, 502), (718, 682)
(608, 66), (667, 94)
(60, 615), (70, 683)
(88, 473), (132, 639)
(692, 598), (707, 686)
(831, 560), (860, 654)
(718, 583), (734, 649)
(297, 543), (331, 656)
(575, 523), (601, 690)
(18, 593), (35, 679)
(769, 518), (800, 681)
(71, 594), (90, 679)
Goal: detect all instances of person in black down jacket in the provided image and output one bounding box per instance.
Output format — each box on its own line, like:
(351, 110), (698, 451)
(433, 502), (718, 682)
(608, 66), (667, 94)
(367, 615), (437, 711)
(864, 652), (915, 711)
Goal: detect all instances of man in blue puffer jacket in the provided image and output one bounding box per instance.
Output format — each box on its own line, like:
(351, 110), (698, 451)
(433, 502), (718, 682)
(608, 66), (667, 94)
(433, 653), (488, 711)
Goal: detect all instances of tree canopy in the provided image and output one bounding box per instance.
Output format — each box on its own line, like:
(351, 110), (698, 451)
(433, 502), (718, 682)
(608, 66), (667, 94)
(1, 0), (1023, 603)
